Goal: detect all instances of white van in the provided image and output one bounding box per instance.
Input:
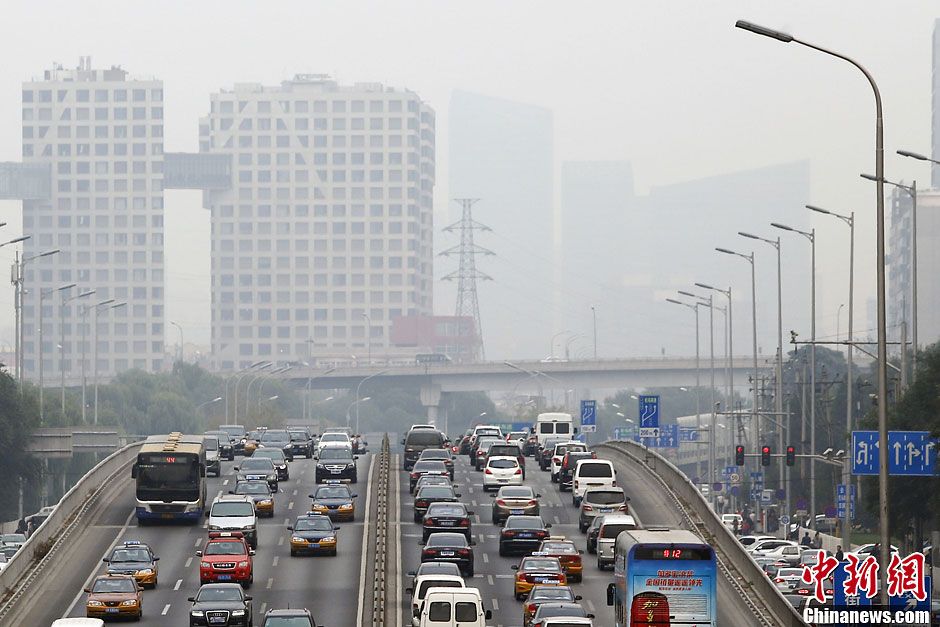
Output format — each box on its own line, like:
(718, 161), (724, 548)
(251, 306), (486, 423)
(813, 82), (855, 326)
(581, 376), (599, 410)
(596, 514), (638, 569)
(407, 574), (465, 626)
(571, 459), (616, 506)
(417, 587), (492, 627)
(534, 412), (576, 448)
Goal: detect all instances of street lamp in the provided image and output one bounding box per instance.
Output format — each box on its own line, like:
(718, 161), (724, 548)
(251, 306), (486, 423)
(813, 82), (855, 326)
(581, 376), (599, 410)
(170, 321), (184, 364)
(197, 396), (223, 412)
(346, 396), (371, 430)
(15, 247), (58, 386)
(716, 247), (760, 456)
(861, 172), (916, 379)
(258, 365), (291, 410)
(94, 301), (125, 424)
(737, 18), (889, 603)
(240, 362), (273, 423)
(806, 203), (855, 546)
(695, 282), (733, 407)
(356, 370), (388, 433)
(81, 298), (111, 424)
(61, 289), (95, 416)
(305, 367), (336, 422)
(0, 235), (31, 381)
(504, 361), (544, 413)
(362, 312), (372, 365)
(38, 283), (75, 424)
(666, 297), (702, 481)
(590, 306), (597, 359)
(225, 360), (267, 423)
(550, 330), (571, 360)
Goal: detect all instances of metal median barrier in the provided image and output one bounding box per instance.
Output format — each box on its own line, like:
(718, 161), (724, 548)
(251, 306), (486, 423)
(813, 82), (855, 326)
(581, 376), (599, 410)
(369, 434), (391, 626)
(0, 440), (143, 622)
(596, 440), (808, 627)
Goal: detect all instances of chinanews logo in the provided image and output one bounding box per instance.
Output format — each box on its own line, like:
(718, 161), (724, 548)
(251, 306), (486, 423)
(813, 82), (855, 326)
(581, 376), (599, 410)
(803, 607), (931, 625)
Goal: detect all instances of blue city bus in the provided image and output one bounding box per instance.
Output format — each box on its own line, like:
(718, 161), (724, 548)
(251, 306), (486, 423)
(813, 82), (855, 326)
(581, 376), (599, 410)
(132, 433), (207, 524)
(607, 528), (717, 626)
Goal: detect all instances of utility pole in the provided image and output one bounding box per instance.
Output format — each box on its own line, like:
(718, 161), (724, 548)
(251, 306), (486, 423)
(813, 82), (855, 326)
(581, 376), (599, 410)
(440, 199), (493, 361)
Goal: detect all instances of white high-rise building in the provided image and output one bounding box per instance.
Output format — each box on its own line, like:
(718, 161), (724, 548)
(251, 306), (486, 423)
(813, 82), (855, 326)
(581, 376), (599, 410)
(20, 58), (166, 380)
(200, 76), (435, 370)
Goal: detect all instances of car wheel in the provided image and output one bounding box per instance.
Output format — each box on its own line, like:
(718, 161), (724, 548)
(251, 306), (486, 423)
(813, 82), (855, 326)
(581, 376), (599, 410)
(306, 450), (312, 459)
(352, 476), (358, 484)
(135, 607), (141, 621)
(588, 542), (596, 554)
(579, 521), (587, 533)
(499, 544), (507, 557)
(331, 548), (337, 556)
(515, 593), (523, 601)
(151, 578), (157, 589)
(291, 549), (297, 556)
(466, 565), (474, 577)
(414, 513), (422, 523)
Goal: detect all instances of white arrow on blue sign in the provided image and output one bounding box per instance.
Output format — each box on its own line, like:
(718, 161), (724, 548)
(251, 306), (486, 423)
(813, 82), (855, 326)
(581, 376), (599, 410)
(852, 430), (937, 476)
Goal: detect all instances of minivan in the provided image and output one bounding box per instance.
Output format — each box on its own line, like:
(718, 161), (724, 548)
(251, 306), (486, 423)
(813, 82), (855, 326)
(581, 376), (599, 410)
(417, 588), (491, 627)
(596, 515), (637, 569)
(407, 574), (465, 626)
(571, 459), (616, 506)
(403, 429), (447, 471)
(534, 412), (576, 448)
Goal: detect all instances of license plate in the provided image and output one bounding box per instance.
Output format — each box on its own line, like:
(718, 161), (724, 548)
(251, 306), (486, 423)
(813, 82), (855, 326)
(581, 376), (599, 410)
(161, 513), (173, 519)
(518, 533), (533, 538)
(441, 521), (455, 526)
(510, 509), (523, 514)
(217, 574), (232, 580)
(600, 508), (613, 513)
(497, 479), (509, 483)
(210, 617), (226, 624)
(440, 551), (455, 556)
(534, 577), (552, 583)
(331, 469), (341, 474)
(106, 608), (119, 614)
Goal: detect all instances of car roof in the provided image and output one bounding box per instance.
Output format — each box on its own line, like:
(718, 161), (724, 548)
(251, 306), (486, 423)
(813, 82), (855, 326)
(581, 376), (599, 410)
(599, 515), (636, 525)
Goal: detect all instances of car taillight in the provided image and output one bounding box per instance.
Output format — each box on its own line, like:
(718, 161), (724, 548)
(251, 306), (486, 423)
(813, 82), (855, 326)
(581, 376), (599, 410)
(612, 480), (617, 487)
(423, 549), (435, 556)
(416, 500), (427, 507)
(485, 468), (493, 474)
(451, 446), (457, 452)
(496, 500), (506, 506)
(425, 519), (435, 526)
(572, 555), (581, 564)
(797, 588), (809, 595)
(459, 519), (469, 526)
(503, 531), (516, 537)
(619, 505), (628, 511)
(528, 500), (537, 506)
(774, 577), (783, 583)
(514, 468), (522, 475)
(583, 504), (593, 511)
(553, 457), (561, 463)
(537, 531), (548, 537)
(525, 603), (535, 613)
(412, 473), (419, 479)
(574, 481), (579, 489)
(458, 549), (470, 555)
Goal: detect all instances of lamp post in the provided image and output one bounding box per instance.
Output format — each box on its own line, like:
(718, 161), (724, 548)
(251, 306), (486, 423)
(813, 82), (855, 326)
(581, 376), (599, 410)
(716, 247), (760, 454)
(61, 289), (95, 416)
(170, 321), (184, 364)
(258, 365), (291, 410)
(15, 248), (58, 386)
(361, 313), (372, 365)
(0, 235), (32, 382)
(739, 231), (784, 481)
(666, 297), (702, 480)
(504, 361), (544, 414)
(93, 301), (125, 424)
(590, 306), (597, 359)
(550, 330), (571, 360)
(736, 19), (887, 601)
(807, 203), (855, 546)
(355, 370), (388, 433)
(225, 360), (266, 423)
(695, 283), (733, 409)
(197, 396), (223, 413)
(346, 396), (371, 430)
(240, 362), (272, 423)
(860, 173), (916, 381)
(772, 221), (817, 527)
(305, 367), (336, 421)
(39, 283), (75, 424)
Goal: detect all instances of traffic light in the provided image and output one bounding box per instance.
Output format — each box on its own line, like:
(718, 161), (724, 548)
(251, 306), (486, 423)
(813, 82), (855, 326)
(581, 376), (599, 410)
(786, 445), (796, 466)
(735, 445), (745, 466)
(761, 445), (771, 466)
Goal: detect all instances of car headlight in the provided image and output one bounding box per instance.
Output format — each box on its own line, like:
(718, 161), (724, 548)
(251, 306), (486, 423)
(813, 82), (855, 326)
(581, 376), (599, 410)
(322, 536), (336, 542)
(317, 464), (326, 469)
(137, 569), (153, 575)
(191, 610), (204, 617)
(291, 536), (305, 543)
(208, 525), (220, 531)
(201, 561), (211, 568)
(237, 561), (249, 568)
(121, 600), (138, 606)
(232, 610), (246, 616)
(339, 503), (353, 509)
(87, 601), (103, 606)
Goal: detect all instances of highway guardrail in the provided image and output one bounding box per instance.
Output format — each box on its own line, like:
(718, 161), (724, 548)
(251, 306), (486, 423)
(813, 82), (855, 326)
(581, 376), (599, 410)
(596, 440), (807, 627)
(0, 440), (142, 622)
(369, 434), (391, 626)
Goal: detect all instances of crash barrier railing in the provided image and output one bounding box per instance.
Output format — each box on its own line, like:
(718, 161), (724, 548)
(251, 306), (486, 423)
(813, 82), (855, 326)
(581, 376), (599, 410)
(371, 434), (391, 625)
(0, 441), (143, 622)
(596, 441), (807, 627)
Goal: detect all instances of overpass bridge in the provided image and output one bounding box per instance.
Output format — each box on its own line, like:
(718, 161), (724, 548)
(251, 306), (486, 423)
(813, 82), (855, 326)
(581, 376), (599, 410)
(284, 355), (774, 422)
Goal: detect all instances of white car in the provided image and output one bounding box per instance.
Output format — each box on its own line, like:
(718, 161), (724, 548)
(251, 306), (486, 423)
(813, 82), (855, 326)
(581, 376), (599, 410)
(721, 513), (743, 530)
(316, 432), (353, 455)
(738, 535), (775, 550)
(748, 539), (795, 554)
(207, 494), (258, 548)
(774, 567), (804, 590)
(752, 542), (802, 566)
(550, 441), (588, 482)
(408, 574), (465, 626)
(482, 456), (523, 491)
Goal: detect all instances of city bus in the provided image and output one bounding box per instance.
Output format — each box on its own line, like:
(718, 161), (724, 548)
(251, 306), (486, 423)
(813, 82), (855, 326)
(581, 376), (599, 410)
(607, 528), (717, 626)
(132, 433), (207, 524)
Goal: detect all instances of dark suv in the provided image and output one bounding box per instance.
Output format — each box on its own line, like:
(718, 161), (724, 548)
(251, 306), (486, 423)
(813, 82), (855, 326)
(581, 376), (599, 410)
(485, 443), (525, 479)
(402, 429), (447, 471)
(558, 451), (597, 491)
(315, 447), (358, 483)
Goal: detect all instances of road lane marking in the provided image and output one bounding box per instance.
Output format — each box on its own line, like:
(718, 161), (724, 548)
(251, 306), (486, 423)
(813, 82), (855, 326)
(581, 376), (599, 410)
(471, 500), (477, 507)
(394, 454), (403, 627)
(174, 579), (182, 591)
(261, 602), (267, 615)
(272, 556), (279, 567)
(266, 577), (274, 589)
(62, 507), (136, 618)
(194, 538), (201, 547)
(482, 553), (489, 563)
(487, 575), (494, 586)
(554, 515), (560, 524)
(495, 574), (513, 579)
(288, 501), (294, 510)
(492, 598), (499, 611)
(185, 557), (193, 568)
(468, 487), (474, 493)
(586, 599), (595, 612)
(278, 536), (284, 546)
(284, 517), (290, 525)
(293, 489), (298, 496)
(222, 479), (229, 485)
(162, 603), (171, 615)
(355, 453), (378, 627)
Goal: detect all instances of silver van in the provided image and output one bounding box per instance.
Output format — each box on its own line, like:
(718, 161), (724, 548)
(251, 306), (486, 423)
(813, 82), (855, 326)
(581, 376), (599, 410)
(596, 515), (637, 569)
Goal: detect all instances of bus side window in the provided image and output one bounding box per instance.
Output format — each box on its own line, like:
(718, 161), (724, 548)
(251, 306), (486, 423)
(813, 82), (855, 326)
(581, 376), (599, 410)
(200, 464), (206, 478)
(131, 464), (138, 479)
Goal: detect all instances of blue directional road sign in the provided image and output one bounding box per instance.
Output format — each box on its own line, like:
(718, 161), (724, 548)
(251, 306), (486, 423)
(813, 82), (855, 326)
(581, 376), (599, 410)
(834, 562), (873, 609)
(613, 426), (632, 441)
(837, 484), (856, 520)
(678, 428), (699, 443)
(580, 400), (597, 434)
(749, 472), (763, 502)
(638, 395), (660, 438)
(650, 424), (678, 448)
(890, 576), (931, 614)
(724, 465), (739, 477)
(852, 430), (938, 476)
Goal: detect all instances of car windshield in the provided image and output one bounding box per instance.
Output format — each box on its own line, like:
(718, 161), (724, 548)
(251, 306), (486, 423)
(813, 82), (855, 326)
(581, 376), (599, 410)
(505, 517), (543, 529)
(523, 558), (560, 571)
(92, 578), (137, 593)
(205, 541), (245, 555)
(584, 490), (624, 505)
(779, 569), (803, 577)
(246, 431), (264, 440)
(416, 477), (450, 488)
(289, 432), (308, 441)
(418, 579), (462, 597)
(406, 432), (444, 446)
(577, 463), (612, 477)
(240, 458), (275, 470)
(315, 487), (351, 499)
(427, 504), (465, 516)
(488, 458), (518, 468)
(601, 523), (634, 538)
(418, 487), (454, 498)
(294, 518), (333, 532)
(254, 449), (285, 461)
(260, 430), (290, 443)
(426, 534), (467, 547)
(419, 449), (450, 459)
(500, 487), (534, 498)
(110, 548), (151, 562)
(2, 534), (25, 544)
(509, 432), (527, 439)
(536, 605), (585, 618)
(532, 587), (574, 601)
(204, 438), (219, 451)
(413, 461), (446, 472)
(196, 586), (243, 602)
(321, 433), (349, 443)
(220, 426), (245, 438)
(416, 562), (461, 577)
(235, 482), (270, 495)
(477, 441), (497, 452)
(262, 618), (314, 627)
(212, 502), (254, 517)
(542, 542), (576, 553)
(319, 449), (352, 461)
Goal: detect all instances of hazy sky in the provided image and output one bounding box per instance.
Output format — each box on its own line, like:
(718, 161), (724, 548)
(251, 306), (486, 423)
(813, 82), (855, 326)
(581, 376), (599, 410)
(0, 1), (936, 359)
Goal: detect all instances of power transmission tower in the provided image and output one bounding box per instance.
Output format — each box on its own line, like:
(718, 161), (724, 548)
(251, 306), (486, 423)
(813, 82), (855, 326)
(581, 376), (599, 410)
(440, 199), (493, 361)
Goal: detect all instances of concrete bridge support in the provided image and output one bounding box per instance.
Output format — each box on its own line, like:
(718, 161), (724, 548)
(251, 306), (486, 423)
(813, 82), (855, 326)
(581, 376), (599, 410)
(420, 383), (442, 427)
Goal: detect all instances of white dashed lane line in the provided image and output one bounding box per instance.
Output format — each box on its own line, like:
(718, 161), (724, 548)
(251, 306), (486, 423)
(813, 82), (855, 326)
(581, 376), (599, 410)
(185, 557), (193, 568)
(193, 538), (201, 547)
(162, 604), (171, 616)
(272, 556), (279, 567)
(174, 579), (182, 591)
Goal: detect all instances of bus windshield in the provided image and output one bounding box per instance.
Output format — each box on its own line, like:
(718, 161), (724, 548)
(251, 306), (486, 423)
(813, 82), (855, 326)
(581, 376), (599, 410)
(135, 455), (200, 502)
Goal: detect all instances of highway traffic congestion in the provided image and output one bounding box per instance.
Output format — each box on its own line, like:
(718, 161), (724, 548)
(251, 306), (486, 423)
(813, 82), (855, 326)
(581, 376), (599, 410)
(36, 416), (773, 627)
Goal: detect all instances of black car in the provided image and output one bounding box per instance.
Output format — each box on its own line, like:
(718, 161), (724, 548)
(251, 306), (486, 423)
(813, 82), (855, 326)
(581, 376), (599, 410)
(409, 460), (449, 493)
(402, 428), (447, 470)
(529, 602), (594, 626)
(252, 448), (290, 481)
(423, 502), (473, 541)
(413, 485), (461, 523)
(261, 608), (321, 627)
(234, 458), (279, 490)
(413, 475), (454, 493)
(586, 515), (607, 554)
(258, 429), (295, 461)
(230, 480), (277, 517)
(102, 540), (160, 588)
(219, 424), (248, 455)
(206, 430), (237, 460)
(407, 561), (463, 584)
(308, 482), (358, 521)
(538, 437), (567, 471)
(315, 447), (358, 483)
(558, 451), (596, 491)
(188, 583), (253, 627)
(523, 434), (539, 457)
(523, 586), (582, 626)
(472, 438), (501, 470)
(499, 515), (552, 556)
(420, 532), (475, 577)
(457, 429), (474, 455)
(288, 429), (315, 458)
(417, 448), (455, 480)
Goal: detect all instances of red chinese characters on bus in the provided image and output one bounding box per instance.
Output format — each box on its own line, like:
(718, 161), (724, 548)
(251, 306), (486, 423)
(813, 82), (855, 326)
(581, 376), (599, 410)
(886, 552), (927, 602)
(801, 550), (838, 603)
(842, 554), (879, 599)
(630, 591), (671, 626)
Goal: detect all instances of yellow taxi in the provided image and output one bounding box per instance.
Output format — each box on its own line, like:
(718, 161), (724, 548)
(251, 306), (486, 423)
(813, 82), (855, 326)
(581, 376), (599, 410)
(511, 554), (567, 600)
(288, 514), (339, 556)
(537, 537), (583, 582)
(102, 540), (159, 588)
(85, 574), (142, 620)
(308, 481), (357, 521)
(243, 428), (265, 455)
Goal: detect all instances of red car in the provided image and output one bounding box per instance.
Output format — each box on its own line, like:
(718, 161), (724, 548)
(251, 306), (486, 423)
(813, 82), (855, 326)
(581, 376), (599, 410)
(197, 531), (254, 587)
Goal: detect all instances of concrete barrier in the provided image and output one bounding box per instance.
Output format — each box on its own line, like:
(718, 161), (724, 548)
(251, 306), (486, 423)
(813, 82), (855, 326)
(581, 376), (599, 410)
(0, 441), (142, 620)
(596, 440), (807, 627)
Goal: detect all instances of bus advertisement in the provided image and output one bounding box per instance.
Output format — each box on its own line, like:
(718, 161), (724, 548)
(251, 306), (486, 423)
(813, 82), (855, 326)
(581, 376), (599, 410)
(608, 528), (717, 627)
(132, 433), (207, 523)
